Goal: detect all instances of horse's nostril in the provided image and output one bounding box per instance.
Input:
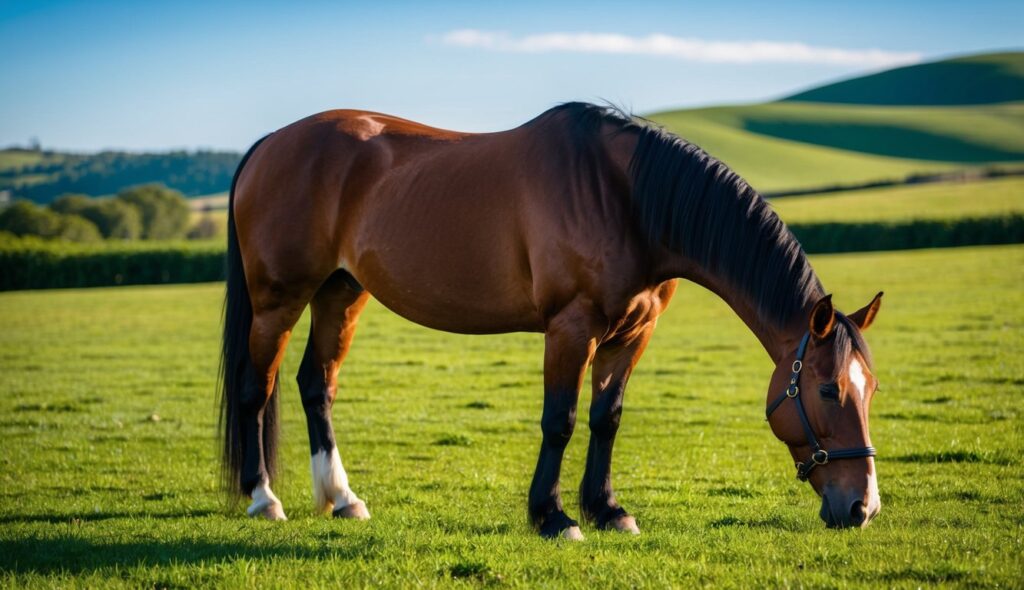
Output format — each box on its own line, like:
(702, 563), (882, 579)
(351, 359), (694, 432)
(850, 500), (867, 527)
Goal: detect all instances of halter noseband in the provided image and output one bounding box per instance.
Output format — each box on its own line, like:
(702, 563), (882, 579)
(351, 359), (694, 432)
(766, 332), (876, 482)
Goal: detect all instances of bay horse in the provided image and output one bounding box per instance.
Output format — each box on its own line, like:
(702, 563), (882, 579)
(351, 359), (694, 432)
(220, 103), (884, 538)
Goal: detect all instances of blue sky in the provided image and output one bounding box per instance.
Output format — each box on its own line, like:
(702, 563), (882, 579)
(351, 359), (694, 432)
(1, 0), (1021, 151)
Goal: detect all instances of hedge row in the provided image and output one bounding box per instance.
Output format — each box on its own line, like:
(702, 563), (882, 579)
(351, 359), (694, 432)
(790, 214), (1024, 254)
(0, 235), (224, 291)
(1, 215), (1022, 291)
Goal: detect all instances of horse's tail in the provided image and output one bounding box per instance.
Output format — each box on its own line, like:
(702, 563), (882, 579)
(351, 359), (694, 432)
(219, 134), (276, 499)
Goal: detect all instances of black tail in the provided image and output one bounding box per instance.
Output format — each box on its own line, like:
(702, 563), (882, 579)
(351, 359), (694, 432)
(218, 134), (277, 499)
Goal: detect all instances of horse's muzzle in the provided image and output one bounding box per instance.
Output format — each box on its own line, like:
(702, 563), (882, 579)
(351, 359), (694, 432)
(820, 488), (879, 529)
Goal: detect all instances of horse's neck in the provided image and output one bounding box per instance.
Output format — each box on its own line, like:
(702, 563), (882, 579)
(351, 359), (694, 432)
(665, 256), (813, 364)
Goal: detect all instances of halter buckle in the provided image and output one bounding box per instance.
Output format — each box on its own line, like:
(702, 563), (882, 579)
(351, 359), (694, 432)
(791, 360), (802, 373)
(786, 385), (799, 398)
(812, 449), (829, 465)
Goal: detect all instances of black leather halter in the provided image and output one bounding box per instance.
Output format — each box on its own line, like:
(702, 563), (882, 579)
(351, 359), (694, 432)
(766, 332), (876, 482)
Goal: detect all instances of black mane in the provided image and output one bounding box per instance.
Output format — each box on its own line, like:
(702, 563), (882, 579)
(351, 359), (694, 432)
(542, 102), (824, 331)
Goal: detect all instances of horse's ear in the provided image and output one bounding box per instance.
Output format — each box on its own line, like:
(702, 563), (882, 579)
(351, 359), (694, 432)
(809, 294), (835, 340)
(848, 291), (883, 332)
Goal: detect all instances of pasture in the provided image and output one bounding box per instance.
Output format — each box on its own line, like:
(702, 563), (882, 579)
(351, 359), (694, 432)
(771, 176), (1024, 223)
(1, 244), (1022, 587)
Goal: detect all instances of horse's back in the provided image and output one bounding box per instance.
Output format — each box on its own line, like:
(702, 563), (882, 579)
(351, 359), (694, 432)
(233, 110), (552, 331)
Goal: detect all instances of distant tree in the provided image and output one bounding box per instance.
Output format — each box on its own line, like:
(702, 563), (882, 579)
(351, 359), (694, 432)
(187, 214), (223, 240)
(116, 184), (190, 240)
(49, 193), (93, 215)
(0, 200), (101, 242)
(1, 149), (241, 204)
(54, 214), (103, 243)
(78, 199), (142, 240)
(0, 201), (63, 237)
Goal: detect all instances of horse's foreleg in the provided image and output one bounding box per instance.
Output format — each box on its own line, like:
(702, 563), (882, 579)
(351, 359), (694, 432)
(579, 323), (655, 534)
(529, 304), (600, 540)
(242, 301), (305, 521)
(296, 272), (371, 519)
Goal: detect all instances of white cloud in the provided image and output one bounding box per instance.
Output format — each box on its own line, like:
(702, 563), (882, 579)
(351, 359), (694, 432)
(439, 30), (922, 67)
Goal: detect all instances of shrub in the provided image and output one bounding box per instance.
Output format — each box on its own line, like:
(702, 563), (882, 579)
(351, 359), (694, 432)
(77, 199), (142, 240)
(187, 214), (224, 240)
(49, 194), (93, 215)
(55, 215), (103, 243)
(115, 184), (190, 240)
(0, 201), (65, 237)
(0, 200), (102, 243)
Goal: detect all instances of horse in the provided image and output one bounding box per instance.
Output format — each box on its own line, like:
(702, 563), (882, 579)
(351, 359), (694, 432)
(219, 102), (884, 539)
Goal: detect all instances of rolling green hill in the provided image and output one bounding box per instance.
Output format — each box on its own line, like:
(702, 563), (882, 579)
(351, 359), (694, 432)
(3, 51), (1022, 202)
(0, 148), (241, 204)
(649, 51), (1024, 192)
(784, 51), (1024, 105)
(771, 176), (1024, 224)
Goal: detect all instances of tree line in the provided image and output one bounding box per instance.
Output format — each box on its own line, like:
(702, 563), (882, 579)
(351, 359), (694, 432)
(0, 148), (241, 204)
(0, 184), (202, 242)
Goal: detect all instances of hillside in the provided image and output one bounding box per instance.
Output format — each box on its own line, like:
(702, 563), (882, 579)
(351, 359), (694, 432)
(771, 176), (1024, 224)
(0, 148), (241, 204)
(783, 51), (1024, 105)
(3, 52), (1022, 202)
(649, 51), (1024, 192)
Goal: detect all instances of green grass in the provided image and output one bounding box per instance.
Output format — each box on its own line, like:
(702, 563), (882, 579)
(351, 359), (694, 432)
(784, 51), (1024, 106)
(0, 150), (66, 173)
(702, 101), (1024, 163)
(650, 108), (959, 192)
(649, 100), (1024, 193)
(772, 176), (1024, 224)
(1, 245), (1023, 588)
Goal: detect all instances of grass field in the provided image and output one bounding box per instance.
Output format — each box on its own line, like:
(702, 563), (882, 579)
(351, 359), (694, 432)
(1, 244), (1022, 587)
(705, 102), (1023, 163)
(650, 101), (1024, 193)
(771, 176), (1024, 224)
(650, 108), (958, 192)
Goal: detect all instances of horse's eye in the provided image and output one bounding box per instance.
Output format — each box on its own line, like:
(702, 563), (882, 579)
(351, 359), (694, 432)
(819, 382), (839, 400)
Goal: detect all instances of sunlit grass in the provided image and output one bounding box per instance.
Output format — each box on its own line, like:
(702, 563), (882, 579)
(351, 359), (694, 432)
(1, 245), (1021, 587)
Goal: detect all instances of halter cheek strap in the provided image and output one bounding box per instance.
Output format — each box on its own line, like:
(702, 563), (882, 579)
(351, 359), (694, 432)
(766, 332), (876, 482)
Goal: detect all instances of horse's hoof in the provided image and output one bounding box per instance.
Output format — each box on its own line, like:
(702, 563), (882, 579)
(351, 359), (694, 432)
(332, 500), (371, 520)
(247, 498), (288, 521)
(561, 525), (585, 541)
(609, 514), (640, 535)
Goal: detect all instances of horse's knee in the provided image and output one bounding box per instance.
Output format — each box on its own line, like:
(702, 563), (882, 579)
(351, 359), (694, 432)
(589, 395), (623, 438)
(297, 373), (334, 411)
(540, 401), (577, 447)
(238, 371), (272, 414)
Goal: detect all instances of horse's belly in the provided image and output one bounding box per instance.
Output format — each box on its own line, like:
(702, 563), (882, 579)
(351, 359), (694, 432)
(347, 243), (544, 335)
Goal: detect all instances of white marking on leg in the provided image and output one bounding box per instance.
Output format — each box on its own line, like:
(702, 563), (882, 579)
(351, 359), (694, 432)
(848, 359), (867, 402)
(311, 447), (367, 517)
(561, 525), (584, 541)
(247, 480), (287, 521)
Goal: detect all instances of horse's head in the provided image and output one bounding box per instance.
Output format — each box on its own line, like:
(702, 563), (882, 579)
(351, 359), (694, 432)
(766, 292), (883, 528)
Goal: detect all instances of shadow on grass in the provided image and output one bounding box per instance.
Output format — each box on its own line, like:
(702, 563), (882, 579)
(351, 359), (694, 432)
(0, 534), (380, 575)
(892, 450), (1014, 465)
(0, 510), (216, 525)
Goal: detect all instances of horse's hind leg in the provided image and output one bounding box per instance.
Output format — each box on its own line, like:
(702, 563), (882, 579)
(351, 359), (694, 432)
(296, 270), (371, 519)
(579, 323), (655, 534)
(242, 296), (308, 521)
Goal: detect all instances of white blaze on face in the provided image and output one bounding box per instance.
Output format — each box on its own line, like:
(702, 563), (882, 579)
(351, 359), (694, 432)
(866, 458), (882, 520)
(848, 358), (867, 402)
(311, 447), (362, 512)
